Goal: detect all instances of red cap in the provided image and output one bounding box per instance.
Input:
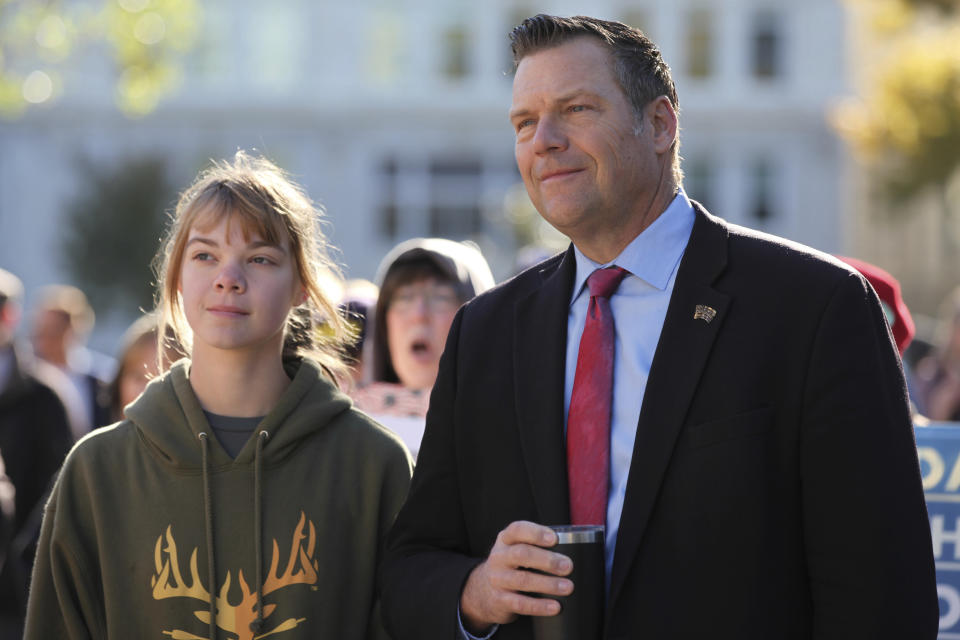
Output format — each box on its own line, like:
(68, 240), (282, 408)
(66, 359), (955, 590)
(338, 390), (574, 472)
(838, 256), (915, 355)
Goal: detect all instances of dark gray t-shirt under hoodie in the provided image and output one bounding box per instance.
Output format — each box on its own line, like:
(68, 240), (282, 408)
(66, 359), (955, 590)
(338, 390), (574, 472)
(202, 411), (263, 459)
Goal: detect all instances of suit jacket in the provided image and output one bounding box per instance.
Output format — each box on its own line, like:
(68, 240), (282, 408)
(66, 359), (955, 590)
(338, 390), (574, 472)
(381, 205), (938, 639)
(0, 346), (73, 622)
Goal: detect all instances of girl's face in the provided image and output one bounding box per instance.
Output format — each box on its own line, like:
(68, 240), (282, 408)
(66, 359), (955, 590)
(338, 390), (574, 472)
(385, 277), (460, 391)
(178, 213), (304, 358)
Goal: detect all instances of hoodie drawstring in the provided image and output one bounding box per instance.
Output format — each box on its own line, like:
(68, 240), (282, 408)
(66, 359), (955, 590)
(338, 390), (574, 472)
(197, 430), (271, 639)
(250, 430), (269, 636)
(198, 432), (217, 640)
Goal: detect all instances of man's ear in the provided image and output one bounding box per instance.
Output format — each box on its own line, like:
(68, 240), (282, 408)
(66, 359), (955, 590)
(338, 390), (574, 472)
(647, 96), (678, 155)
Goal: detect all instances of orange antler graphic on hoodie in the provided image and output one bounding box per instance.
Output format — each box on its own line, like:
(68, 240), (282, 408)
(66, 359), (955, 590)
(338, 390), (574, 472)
(151, 512), (319, 640)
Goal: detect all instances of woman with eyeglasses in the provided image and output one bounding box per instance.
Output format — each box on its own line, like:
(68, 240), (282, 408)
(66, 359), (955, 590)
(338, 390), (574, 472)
(351, 239), (495, 458)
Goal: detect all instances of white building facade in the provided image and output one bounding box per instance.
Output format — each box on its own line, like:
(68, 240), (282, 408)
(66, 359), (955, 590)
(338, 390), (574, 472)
(0, 0), (849, 348)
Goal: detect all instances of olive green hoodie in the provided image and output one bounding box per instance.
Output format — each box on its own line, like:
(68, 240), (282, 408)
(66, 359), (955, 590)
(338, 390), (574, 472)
(24, 358), (412, 640)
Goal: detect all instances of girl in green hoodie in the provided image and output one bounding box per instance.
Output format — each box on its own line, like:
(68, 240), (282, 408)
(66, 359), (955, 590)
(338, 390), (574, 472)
(25, 152), (413, 640)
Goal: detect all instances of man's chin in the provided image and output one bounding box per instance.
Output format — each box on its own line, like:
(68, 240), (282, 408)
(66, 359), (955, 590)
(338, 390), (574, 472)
(539, 206), (590, 238)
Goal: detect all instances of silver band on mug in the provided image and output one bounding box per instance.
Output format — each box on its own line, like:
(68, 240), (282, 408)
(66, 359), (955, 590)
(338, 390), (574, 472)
(551, 525), (604, 544)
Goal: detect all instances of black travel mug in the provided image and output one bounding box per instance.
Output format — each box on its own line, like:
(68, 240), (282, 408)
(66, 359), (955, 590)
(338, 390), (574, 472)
(531, 524), (605, 640)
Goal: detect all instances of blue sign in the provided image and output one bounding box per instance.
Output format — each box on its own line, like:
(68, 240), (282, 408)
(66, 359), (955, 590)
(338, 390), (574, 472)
(917, 424), (960, 638)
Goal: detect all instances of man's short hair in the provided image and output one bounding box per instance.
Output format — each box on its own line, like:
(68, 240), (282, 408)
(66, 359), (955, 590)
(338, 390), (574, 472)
(510, 14), (678, 120)
(510, 14), (682, 180)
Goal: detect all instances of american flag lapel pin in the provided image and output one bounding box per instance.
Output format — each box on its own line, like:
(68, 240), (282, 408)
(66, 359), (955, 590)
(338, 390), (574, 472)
(693, 304), (717, 323)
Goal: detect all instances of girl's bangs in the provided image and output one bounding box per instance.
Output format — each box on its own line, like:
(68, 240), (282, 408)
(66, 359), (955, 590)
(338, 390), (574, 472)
(188, 186), (290, 247)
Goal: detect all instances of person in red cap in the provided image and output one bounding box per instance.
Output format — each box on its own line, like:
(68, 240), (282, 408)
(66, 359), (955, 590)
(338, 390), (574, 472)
(838, 257), (915, 356)
(838, 257), (933, 425)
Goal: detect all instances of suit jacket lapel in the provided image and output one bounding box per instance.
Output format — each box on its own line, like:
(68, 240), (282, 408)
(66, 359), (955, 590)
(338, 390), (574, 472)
(514, 246), (577, 526)
(608, 205), (732, 607)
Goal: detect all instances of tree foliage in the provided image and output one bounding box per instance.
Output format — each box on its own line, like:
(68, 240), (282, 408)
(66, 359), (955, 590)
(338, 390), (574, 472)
(0, 0), (199, 118)
(834, 24), (960, 206)
(61, 155), (173, 316)
(902, 0), (958, 16)
(835, 0), (960, 220)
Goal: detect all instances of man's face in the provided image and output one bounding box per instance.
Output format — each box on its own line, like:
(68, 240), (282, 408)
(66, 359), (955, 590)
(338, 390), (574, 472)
(510, 37), (663, 250)
(31, 309), (71, 365)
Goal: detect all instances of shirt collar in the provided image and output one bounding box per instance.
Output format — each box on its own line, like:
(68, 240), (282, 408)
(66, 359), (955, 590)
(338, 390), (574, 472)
(571, 190), (695, 304)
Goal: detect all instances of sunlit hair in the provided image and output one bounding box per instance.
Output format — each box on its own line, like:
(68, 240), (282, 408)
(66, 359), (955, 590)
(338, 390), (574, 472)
(510, 14), (683, 182)
(153, 151), (353, 382)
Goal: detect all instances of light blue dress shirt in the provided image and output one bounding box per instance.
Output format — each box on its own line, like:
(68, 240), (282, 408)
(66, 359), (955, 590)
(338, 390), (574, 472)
(459, 191), (694, 639)
(564, 190), (694, 579)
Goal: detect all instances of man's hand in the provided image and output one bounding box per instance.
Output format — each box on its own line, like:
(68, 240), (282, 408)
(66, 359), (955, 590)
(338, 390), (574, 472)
(460, 521), (574, 635)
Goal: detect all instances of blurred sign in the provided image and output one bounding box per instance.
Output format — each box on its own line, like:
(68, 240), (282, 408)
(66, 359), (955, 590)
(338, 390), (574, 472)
(917, 424), (960, 638)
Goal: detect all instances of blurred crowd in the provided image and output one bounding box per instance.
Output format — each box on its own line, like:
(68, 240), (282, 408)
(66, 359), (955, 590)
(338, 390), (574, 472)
(0, 226), (957, 635)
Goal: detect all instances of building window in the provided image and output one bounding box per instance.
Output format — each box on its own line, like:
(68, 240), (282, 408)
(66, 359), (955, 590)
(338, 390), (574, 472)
(751, 11), (782, 79)
(684, 157), (713, 211)
(379, 158), (399, 238)
(252, 5), (301, 91)
(749, 158), (777, 224)
(376, 155), (517, 241)
(429, 158), (483, 236)
(365, 9), (405, 83)
(686, 9), (714, 79)
(441, 25), (471, 79)
(190, 5), (231, 82)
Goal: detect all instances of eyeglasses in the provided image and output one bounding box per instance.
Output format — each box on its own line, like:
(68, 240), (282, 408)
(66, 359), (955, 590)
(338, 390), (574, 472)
(389, 286), (461, 314)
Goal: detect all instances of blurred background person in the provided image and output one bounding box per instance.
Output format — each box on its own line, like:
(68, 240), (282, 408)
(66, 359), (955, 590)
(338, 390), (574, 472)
(351, 238), (495, 457)
(914, 286), (960, 422)
(337, 278), (379, 387)
(105, 313), (185, 423)
(0, 268), (73, 637)
(30, 285), (113, 435)
(0, 448), (14, 567)
(0, 449), (13, 636)
(839, 256), (916, 357)
(839, 256), (929, 422)
(0, 448), (16, 640)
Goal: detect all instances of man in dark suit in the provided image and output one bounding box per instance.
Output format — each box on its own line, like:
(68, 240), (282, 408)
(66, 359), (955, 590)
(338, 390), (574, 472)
(0, 268), (73, 637)
(381, 14), (938, 640)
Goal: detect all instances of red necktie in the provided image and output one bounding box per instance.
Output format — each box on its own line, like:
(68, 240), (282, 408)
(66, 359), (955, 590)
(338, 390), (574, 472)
(567, 266), (628, 526)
